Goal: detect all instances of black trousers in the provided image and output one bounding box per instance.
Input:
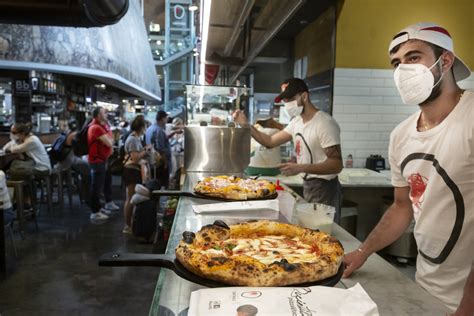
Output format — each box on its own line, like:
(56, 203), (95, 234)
(303, 177), (342, 224)
(89, 162), (112, 213)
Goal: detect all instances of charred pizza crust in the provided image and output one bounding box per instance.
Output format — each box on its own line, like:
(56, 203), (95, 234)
(193, 175), (276, 201)
(175, 220), (344, 286)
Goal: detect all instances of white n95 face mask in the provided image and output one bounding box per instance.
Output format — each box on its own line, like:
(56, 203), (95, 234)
(283, 99), (303, 117)
(394, 57), (444, 105)
(10, 133), (19, 142)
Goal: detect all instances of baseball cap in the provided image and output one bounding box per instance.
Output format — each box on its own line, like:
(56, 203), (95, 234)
(388, 22), (471, 82)
(274, 78), (309, 103)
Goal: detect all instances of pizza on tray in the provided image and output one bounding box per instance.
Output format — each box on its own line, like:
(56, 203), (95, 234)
(193, 175), (276, 200)
(175, 220), (344, 286)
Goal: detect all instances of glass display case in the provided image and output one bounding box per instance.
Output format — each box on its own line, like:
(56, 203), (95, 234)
(185, 85), (249, 126)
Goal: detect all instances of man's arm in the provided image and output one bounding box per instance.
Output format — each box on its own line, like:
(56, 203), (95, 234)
(343, 186), (413, 278)
(233, 110), (292, 148)
(250, 126), (292, 148)
(98, 134), (113, 148)
(6, 137), (35, 154)
(3, 140), (14, 152)
(279, 144), (343, 176)
(145, 127), (153, 146)
(452, 265), (474, 316)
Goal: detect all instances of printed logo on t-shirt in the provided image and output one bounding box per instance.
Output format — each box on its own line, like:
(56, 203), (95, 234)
(295, 139), (301, 159)
(401, 153), (465, 265)
(407, 172), (428, 214)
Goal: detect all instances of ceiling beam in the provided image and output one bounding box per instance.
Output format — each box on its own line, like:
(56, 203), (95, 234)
(223, 0), (255, 56)
(229, 0), (305, 83)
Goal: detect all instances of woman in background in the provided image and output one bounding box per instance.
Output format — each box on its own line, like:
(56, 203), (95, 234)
(122, 115), (150, 234)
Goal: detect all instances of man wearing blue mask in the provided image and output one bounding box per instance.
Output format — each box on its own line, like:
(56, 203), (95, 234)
(233, 78), (343, 223)
(343, 23), (473, 315)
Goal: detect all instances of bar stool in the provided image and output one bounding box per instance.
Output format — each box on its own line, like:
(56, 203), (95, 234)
(7, 180), (39, 237)
(3, 222), (18, 258)
(34, 171), (53, 216)
(51, 169), (74, 210)
(71, 170), (85, 204)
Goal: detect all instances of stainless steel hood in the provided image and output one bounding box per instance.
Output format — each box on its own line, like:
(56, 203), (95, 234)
(0, 0), (129, 27)
(184, 126), (251, 173)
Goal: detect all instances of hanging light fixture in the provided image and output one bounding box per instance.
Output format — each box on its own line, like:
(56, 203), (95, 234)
(198, 0), (211, 85)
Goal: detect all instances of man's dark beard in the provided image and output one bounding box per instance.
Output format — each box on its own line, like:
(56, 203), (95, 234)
(420, 68), (443, 105)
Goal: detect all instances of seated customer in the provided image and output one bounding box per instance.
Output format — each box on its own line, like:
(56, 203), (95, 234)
(55, 119), (90, 203)
(0, 171), (14, 225)
(3, 122), (52, 179)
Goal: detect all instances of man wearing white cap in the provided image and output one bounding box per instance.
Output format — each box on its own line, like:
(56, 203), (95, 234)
(344, 23), (473, 315)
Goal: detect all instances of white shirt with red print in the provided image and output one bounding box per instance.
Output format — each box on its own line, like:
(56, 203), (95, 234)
(389, 90), (474, 311)
(284, 110), (340, 180)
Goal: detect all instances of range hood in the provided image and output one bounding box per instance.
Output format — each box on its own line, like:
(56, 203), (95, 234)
(0, 0), (129, 27)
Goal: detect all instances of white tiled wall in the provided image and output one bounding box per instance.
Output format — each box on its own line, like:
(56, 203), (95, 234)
(333, 68), (474, 168)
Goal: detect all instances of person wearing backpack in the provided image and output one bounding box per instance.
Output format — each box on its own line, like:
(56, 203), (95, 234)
(54, 119), (90, 204)
(87, 107), (119, 224)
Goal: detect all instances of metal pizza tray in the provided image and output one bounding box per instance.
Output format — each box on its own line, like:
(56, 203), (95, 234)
(151, 190), (278, 202)
(98, 252), (344, 288)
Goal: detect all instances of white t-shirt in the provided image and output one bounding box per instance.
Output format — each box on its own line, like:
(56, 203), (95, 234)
(284, 110), (341, 180)
(389, 90), (474, 311)
(3, 135), (51, 172)
(0, 171), (12, 210)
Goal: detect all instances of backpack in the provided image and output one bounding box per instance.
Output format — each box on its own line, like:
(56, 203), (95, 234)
(72, 118), (92, 156)
(132, 199), (158, 242)
(49, 133), (72, 162)
(109, 130), (133, 175)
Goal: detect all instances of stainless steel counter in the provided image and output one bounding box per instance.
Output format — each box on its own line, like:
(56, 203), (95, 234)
(149, 174), (448, 315)
(261, 168), (393, 188)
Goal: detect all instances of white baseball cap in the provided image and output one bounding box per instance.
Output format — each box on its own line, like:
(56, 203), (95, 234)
(388, 22), (471, 82)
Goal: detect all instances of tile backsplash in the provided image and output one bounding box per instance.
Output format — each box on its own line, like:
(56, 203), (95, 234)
(333, 68), (474, 169)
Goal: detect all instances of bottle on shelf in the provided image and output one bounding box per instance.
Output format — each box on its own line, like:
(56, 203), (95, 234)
(346, 154), (353, 168)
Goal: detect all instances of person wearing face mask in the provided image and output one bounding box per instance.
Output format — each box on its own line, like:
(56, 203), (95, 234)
(3, 122), (52, 177)
(233, 78), (343, 223)
(343, 23), (473, 316)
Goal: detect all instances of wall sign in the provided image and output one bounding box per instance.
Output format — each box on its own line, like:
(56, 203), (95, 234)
(13, 79), (30, 96)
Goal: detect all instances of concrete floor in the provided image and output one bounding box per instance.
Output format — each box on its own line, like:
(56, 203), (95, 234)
(0, 184), (160, 316)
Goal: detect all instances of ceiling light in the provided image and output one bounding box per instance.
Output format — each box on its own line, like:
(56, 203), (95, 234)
(193, 52), (199, 56)
(177, 42), (183, 46)
(199, 0), (212, 85)
(189, 4), (198, 11)
(156, 40), (162, 45)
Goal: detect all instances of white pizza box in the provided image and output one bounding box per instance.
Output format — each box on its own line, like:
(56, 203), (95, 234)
(192, 200), (279, 214)
(188, 283), (379, 316)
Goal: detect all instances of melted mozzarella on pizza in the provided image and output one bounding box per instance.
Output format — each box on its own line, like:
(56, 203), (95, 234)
(199, 176), (272, 194)
(203, 235), (319, 265)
